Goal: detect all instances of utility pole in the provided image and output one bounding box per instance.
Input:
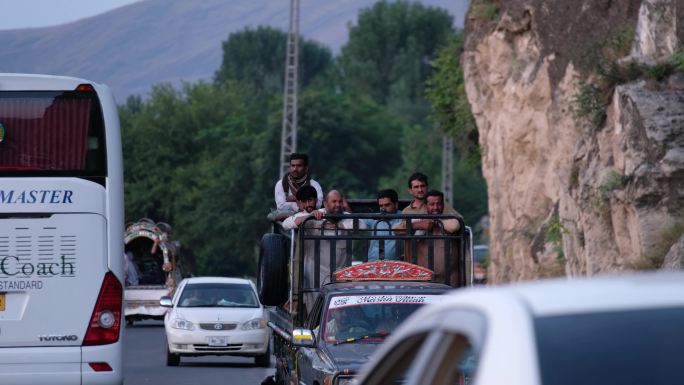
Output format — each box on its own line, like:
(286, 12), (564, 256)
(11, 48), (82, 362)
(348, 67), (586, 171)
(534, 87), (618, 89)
(279, 0), (300, 178)
(441, 136), (454, 205)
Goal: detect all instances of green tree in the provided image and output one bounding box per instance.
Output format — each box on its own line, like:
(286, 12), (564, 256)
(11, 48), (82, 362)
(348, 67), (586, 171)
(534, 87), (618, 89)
(426, 34), (479, 163)
(295, 87), (404, 197)
(215, 26), (332, 94)
(425, 34), (488, 226)
(337, 1), (455, 106)
(120, 81), (279, 276)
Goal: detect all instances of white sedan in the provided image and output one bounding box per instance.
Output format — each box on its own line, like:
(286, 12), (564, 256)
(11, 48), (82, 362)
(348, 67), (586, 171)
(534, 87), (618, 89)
(356, 272), (684, 385)
(160, 277), (270, 367)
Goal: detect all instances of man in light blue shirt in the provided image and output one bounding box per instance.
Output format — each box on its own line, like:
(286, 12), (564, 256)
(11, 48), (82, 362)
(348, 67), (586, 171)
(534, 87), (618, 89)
(364, 189), (403, 261)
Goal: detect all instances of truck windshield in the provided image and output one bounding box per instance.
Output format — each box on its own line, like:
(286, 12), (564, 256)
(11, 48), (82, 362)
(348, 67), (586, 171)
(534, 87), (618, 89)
(323, 294), (444, 343)
(0, 90), (106, 176)
(535, 307), (684, 385)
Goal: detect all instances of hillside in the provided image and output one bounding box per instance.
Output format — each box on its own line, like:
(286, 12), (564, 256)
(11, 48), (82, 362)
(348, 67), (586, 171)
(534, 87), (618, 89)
(0, 0), (468, 102)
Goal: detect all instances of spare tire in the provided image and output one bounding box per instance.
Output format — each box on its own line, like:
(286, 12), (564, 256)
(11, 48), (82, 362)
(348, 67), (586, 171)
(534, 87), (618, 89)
(258, 233), (289, 306)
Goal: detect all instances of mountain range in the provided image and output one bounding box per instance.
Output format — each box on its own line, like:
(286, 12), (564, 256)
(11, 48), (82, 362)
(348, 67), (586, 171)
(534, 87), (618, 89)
(0, 0), (469, 102)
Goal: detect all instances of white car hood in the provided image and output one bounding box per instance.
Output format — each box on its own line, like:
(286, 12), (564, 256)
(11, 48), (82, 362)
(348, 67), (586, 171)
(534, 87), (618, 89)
(172, 307), (263, 324)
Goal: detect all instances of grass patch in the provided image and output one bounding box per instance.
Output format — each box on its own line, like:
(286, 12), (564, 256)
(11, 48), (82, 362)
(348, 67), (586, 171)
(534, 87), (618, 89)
(545, 213), (567, 260)
(673, 49), (684, 71)
(633, 222), (684, 270)
(598, 169), (627, 197)
(470, 0), (500, 21)
(572, 83), (606, 129)
(573, 31), (684, 131)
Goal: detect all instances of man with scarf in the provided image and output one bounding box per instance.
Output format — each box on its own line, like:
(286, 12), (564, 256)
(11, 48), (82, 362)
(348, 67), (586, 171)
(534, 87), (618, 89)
(274, 153), (323, 213)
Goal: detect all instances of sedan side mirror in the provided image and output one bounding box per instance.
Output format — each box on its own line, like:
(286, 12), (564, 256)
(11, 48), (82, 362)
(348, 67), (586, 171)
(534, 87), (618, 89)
(159, 296), (173, 308)
(292, 328), (316, 347)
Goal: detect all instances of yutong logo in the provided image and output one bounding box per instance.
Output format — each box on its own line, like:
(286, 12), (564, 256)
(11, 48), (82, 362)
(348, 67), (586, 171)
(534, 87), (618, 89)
(39, 334), (78, 342)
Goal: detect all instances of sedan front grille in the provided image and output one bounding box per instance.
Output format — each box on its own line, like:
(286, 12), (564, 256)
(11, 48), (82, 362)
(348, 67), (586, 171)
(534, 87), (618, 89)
(199, 323), (237, 331)
(193, 344), (243, 352)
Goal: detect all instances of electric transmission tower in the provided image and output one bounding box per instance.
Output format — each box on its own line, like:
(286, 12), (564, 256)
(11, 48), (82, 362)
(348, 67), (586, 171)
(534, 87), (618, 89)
(279, 0), (300, 178)
(441, 136), (454, 205)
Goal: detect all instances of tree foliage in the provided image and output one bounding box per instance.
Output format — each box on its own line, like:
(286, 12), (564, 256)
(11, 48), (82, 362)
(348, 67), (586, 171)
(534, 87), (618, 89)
(425, 34), (480, 164)
(337, 1), (455, 106)
(215, 26), (332, 94)
(297, 87), (404, 197)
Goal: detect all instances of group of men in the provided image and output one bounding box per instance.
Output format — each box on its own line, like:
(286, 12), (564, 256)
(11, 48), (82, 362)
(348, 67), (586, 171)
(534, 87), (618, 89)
(273, 153), (462, 267)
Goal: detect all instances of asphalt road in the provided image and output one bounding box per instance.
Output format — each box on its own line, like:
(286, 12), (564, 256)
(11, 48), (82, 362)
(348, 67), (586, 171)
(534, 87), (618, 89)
(123, 320), (275, 385)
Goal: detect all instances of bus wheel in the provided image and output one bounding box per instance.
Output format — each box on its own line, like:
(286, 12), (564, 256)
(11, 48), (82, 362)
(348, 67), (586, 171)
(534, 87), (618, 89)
(257, 233), (288, 306)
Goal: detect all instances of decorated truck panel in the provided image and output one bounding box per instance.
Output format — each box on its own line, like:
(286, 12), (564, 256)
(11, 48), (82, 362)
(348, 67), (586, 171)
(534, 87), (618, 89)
(123, 218), (181, 323)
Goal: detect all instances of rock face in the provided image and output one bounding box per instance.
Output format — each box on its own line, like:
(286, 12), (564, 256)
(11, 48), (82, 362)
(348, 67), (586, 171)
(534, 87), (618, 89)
(463, 0), (684, 282)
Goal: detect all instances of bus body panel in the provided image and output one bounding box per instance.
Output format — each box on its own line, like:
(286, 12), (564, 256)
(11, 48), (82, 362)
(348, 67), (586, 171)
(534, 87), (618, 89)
(0, 213), (106, 347)
(0, 178), (106, 214)
(0, 74), (124, 384)
(0, 346), (81, 385)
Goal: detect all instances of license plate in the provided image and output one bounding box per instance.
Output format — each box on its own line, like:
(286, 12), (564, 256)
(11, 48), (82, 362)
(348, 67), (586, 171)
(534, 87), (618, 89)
(207, 336), (227, 346)
(0, 293), (5, 311)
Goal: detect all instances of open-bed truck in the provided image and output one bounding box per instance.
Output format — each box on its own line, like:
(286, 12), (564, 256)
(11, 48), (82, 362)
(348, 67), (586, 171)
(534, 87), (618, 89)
(257, 203), (473, 385)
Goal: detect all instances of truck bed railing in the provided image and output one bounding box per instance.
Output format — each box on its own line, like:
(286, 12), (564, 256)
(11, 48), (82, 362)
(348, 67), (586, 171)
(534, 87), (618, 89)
(273, 213), (470, 319)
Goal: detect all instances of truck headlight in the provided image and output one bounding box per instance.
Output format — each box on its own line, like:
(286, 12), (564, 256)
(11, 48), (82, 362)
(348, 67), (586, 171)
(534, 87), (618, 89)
(241, 318), (267, 330)
(171, 318), (195, 331)
(337, 377), (358, 385)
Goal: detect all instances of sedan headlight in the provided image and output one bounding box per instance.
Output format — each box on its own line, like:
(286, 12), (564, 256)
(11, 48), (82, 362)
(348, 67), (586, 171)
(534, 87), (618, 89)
(171, 318), (195, 331)
(241, 318), (267, 330)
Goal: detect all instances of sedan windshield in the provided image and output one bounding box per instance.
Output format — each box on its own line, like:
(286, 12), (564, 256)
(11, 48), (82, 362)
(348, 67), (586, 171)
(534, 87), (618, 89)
(178, 283), (258, 308)
(535, 307), (684, 385)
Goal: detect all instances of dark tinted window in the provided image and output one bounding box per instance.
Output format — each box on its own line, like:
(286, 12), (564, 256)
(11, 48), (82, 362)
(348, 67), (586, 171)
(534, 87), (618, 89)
(535, 307), (684, 385)
(0, 90), (106, 176)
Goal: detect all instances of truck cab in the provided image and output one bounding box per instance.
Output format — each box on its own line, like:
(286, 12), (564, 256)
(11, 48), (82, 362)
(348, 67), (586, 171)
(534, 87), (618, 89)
(257, 203), (473, 385)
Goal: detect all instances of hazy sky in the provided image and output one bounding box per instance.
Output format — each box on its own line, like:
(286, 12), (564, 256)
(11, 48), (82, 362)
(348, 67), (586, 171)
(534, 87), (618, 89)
(0, 0), (142, 30)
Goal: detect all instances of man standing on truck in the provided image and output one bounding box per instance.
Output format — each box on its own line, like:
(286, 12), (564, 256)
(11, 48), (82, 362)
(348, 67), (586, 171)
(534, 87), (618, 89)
(297, 190), (362, 313)
(274, 153), (324, 213)
(424, 190), (462, 284)
(282, 185), (324, 230)
(364, 189), (403, 261)
(402, 172), (429, 215)
(306, 190), (358, 276)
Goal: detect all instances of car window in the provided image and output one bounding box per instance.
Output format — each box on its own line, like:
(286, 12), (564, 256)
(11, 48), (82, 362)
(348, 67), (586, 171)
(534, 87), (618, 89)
(178, 283), (259, 308)
(535, 307), (684, 385)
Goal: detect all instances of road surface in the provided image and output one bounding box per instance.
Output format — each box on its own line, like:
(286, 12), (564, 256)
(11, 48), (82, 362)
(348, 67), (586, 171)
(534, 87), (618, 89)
(123, 320), (275, 385)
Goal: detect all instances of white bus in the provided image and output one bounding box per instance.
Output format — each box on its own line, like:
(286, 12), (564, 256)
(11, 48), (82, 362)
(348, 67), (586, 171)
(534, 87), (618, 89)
(0, 74), (124, 384)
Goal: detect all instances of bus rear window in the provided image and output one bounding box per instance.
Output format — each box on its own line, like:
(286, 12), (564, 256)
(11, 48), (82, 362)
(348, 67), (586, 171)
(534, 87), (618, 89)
(0, 91), (106, 176)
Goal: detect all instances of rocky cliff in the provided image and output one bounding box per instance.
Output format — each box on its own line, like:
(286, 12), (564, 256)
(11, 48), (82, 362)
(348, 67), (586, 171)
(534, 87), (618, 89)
(463, 0), (684, 282)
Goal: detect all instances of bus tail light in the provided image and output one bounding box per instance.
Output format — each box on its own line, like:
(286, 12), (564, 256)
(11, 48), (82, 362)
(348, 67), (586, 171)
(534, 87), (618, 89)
(83, 272), (122, 346)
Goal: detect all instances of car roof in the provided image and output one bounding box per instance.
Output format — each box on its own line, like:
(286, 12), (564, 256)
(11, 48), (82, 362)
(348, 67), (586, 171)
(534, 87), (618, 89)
(182, 276), (254, 285)
(444, 271), (684, 317)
